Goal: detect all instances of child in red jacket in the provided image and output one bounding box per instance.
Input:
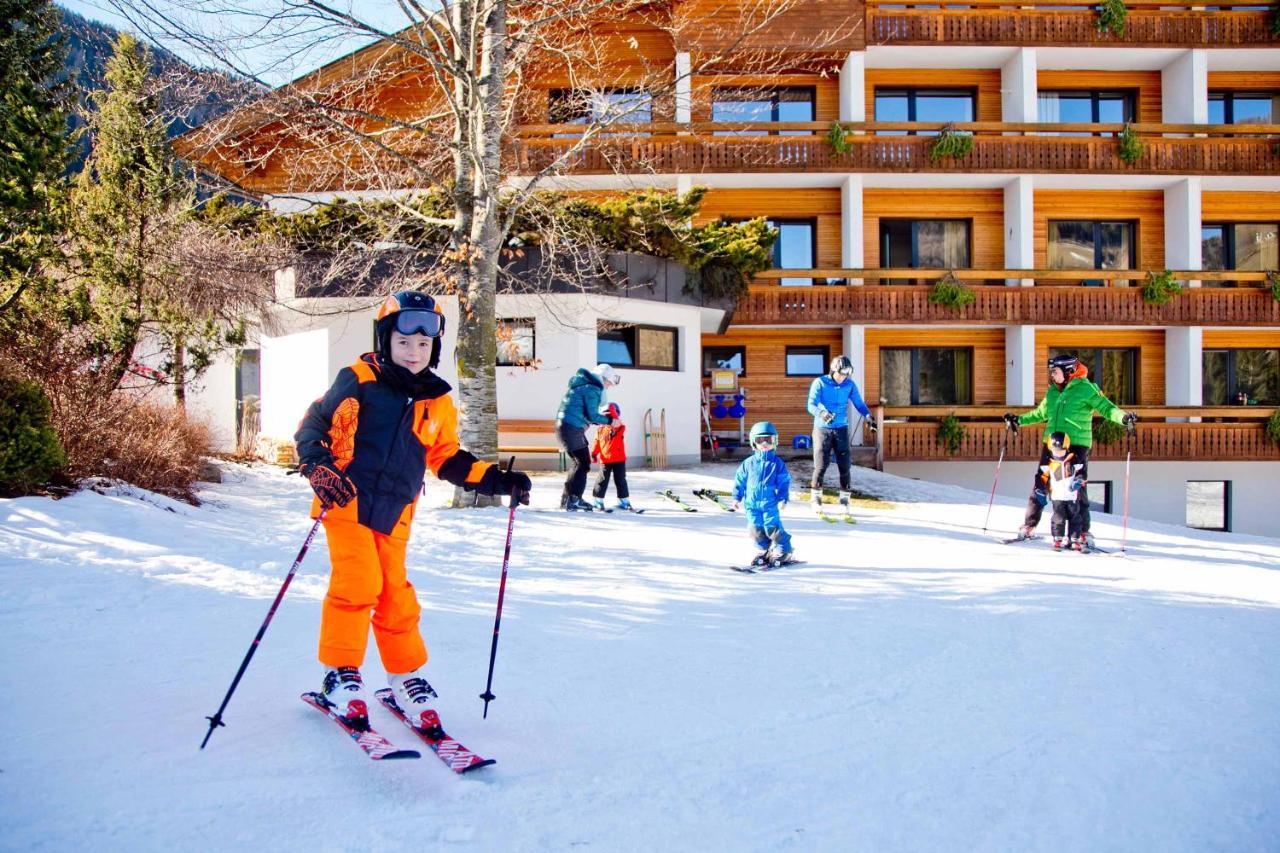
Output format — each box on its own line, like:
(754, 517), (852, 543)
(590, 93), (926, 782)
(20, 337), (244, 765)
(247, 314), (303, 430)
(590, 403), (632, 511)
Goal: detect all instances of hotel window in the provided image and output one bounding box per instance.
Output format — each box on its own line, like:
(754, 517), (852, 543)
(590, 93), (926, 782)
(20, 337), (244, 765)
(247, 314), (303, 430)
(880, 348), (974, 405)
(1186, 481), (1231, 532)
(874, 88), (976, 135)
(496, 318), (535, 366)
(711, 87), (815, 135)
(785, 346), (829, 377)
(1208, 91), (1280, 125)
(1037, 90), (1135, 135)
(1089, 481), (1114, 516)
(1203, 348), (1280, 406)
(548, 88), (652, 137)
(1201, 223), (1279, 279)
(880, 219), (972, 270)
(1047, 221), (1135, 283)
(1048, 347), (1137, 405)
(596, 321), (678, 371)
(768, 218), (817, 286)
(703, 346), (746, 377)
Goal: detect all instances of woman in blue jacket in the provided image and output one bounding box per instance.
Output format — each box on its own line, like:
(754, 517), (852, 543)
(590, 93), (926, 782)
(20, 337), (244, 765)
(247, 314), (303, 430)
(555, 363), (619, 511)
(805, 355), (873, 510)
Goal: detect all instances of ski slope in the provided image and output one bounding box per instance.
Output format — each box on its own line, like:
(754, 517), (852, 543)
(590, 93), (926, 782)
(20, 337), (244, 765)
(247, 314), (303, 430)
(1, 461), (1278, 852)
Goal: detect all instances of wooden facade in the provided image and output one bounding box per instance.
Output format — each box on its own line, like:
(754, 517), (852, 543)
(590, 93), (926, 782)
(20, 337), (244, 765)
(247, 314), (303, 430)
(862, 189), (1004, 271)
(862, 328), (1007, 407)
(1033, 190), (1165, 271)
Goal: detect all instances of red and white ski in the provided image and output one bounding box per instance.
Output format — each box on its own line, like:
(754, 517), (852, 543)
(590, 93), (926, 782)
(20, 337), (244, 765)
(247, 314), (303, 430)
(374, 688), (495, 774)
(300, 692), (421, 760)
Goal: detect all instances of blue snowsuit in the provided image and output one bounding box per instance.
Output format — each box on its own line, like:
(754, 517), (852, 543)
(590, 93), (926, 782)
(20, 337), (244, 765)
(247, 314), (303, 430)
(732, 448), (793, 554)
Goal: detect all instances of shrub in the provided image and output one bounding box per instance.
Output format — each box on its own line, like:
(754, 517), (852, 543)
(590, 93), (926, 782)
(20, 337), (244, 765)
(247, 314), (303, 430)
(1117, 122), (1143, 165)
(928, 272), (977, 310)
(928, 123), (973, 162)
(1268, 270), (1280, 302)
(1141, 269), (1182, 306)
(826, 121), (851, 156)
(85, 400), (214, 503)
(1265, 410), (1280, 446)
(0, 375), (66, 496)
(936, 414), (967, 456)
(1096, 0), (1127, 36)
(1093, 418), (1127, 446)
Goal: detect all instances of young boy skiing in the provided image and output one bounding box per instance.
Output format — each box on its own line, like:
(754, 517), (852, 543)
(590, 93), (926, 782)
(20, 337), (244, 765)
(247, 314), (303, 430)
(1042, 432), (1086, 551)
(294, 291), (532, 728)
(590, 402), (633, 511)
(731, 421), (795, 568)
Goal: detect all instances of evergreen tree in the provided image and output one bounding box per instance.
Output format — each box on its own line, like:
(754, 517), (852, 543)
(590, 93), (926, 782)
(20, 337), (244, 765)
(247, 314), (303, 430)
(0, 0), (69, 312)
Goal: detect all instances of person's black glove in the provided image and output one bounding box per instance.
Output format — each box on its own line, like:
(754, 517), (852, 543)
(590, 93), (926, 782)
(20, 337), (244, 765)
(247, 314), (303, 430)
(298, 460), (357, 508)
(864, 419), (877, 434)
(496, 468), (532, 505)
(1122, 411), (1138, 435)
(1003, 413), (1020, 433)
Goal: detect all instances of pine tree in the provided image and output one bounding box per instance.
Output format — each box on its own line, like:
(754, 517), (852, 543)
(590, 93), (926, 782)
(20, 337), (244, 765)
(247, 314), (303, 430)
(0, 0), (70, 312)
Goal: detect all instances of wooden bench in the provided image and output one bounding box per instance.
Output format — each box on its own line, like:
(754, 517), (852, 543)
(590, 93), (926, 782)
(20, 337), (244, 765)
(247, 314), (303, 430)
(498, 419), (566, 471)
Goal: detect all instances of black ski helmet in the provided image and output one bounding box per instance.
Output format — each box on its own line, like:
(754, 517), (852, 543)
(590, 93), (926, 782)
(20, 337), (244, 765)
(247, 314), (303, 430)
(1047, 353), (1079, 376)
(830, 354), (854, 377)
(1047, 431), (1070, 454)
(375, 291), (445, 369)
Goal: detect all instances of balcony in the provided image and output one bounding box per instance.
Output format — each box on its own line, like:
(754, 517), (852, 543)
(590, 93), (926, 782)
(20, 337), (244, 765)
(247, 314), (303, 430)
(872, 406), (1280, 463)
(867, 0), (1278, 48)
(733, 269), (1280, 327)
(512, 120), (1280, 177)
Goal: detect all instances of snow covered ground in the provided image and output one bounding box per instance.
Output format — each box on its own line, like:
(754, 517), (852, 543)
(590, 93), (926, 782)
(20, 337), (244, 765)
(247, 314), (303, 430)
(2, 461), (1278, 852)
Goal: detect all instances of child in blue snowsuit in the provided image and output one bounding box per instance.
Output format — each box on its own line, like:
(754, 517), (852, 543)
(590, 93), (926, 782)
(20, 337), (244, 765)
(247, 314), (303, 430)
(731, 421), (794, 567)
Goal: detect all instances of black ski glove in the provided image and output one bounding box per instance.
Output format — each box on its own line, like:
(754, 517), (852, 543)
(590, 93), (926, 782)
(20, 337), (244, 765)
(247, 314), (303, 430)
(298, 460), (357, 508)
(1003, 413), (1020, 433)
(495, 468), (532, 505)
(1122, 411), (1138, 435)
(864, 419), (877, 434)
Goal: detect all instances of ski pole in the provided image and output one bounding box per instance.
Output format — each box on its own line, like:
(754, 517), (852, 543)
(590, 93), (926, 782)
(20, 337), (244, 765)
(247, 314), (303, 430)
(480, 457), (519, 719)
(201, 509), (326, 749)
(982, 433), (1007, 533)
(1120, 450), (1132, 554)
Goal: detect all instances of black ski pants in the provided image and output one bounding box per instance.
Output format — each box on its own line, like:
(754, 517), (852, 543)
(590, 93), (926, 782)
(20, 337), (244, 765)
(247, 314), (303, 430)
(1050, 499), (1083, 540)
(811, 425), (851, 490)
(1024, 445), (1092, 533)
(592, 461), (629, 501)
(558, 424), (592, 506)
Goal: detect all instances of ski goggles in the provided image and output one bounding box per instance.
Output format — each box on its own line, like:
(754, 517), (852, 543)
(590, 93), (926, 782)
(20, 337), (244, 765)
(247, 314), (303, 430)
(393, 308), (444, 339)
(752, 434), (778, 450)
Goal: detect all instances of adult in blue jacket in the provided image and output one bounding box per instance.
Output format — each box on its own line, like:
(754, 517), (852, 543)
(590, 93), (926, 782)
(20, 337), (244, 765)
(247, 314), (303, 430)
(805, 354), (873, 508)
(555, 363), (620, 510)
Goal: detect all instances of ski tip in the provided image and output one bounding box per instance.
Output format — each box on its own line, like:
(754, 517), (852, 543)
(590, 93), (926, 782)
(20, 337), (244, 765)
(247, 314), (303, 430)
(376, 749), (423, 760)
(460, 758), (497, 773)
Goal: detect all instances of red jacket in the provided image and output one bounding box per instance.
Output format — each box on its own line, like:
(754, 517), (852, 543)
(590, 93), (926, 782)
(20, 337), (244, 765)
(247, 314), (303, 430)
(591, 424), (626, 463)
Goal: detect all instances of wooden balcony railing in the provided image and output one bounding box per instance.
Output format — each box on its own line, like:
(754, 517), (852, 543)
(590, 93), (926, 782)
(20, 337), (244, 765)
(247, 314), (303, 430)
(867, 0), (1278, 48)
(512, 120), (1280, 176)
(871, 405), (1280, 463)
(734, 269), (1280, 327)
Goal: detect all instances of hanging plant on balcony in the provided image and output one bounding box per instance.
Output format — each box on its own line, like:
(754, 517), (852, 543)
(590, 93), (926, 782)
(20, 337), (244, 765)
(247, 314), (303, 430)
(1093, 417), (1127, 446)
(1095, 0), (1127, 36)
(1267, 270), (1280, 302)
(936, 414), (967, 456)
(928, 272), (977, 310)
(1117, 122), (1144, 165)
(1266, 410), (1280, 446)
(1271, 4), (1280, 37)
(927, 123), (973, 162)
(1141, 269), (1182, 306)
(826, 121), (851, 156)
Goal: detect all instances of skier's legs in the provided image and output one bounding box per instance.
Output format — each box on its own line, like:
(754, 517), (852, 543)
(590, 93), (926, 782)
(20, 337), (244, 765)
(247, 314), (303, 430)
(833, 425), (852, 490)
(1050, 500), (1068, 540)
(318, 509), (383, 668)
(557, 425), (591, 505)
(1022, 445), (1051, 530)
(811, 428), (834, 490)
(611, 461), (629, 500)
(591, 463), (612, 499)
(745, 506), (771, 550)
(369, 518), (427, 675)
(1073, 446), (1092, 533)
(760, 504), (793, 554)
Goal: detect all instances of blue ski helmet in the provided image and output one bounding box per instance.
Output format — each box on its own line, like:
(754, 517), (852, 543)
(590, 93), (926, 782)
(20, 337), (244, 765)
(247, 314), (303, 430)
(749, 421), (779, 445)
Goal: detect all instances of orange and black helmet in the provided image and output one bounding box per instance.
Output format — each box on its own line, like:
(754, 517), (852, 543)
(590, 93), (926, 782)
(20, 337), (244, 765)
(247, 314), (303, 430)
(1047, 431), (1070, 454)
(375, 291), (445, 369)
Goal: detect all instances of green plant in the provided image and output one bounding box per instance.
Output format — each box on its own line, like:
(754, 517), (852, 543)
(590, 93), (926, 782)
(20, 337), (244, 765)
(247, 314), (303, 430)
(1117, 122), (1143, 165)
(927, 123), (973, 162)
(927, 272), (977, 310)
(1093, 417), (1127, 446)
(0, 375), (65, 496)
(1096, 0), (1127, 36)
(1271, 3), (1280, 37)
(1267, 270), (1280, 302)
(826, 121), (851, 155)
(1267, 410), (1280, 446)
(936, 414), (967, 456)
(1141, 269), (1182, 306)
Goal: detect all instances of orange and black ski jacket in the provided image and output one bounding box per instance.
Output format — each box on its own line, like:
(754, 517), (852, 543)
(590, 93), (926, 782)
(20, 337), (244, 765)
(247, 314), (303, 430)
(295, 353), (496, 534)
(591, 424), (626, 464)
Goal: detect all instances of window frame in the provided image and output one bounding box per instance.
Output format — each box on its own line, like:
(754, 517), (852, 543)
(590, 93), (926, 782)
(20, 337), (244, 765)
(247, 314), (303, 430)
(1202, 347), (1280, 406)
(596, 321), (680, 372)
(1048, 346), (1138, 405)
(711, 86), (816, 135)
(1208, 90), (1279, 125)
(873, 87), (978, 135)
(496, 317), (536, 367)
(1200, 221), (1280, 271)
(784, 345), (830, 377)
(879, 218), (974, 269)
(703, 345), (747, 377)
(1186, 480), (1232, 532)
(1047, 219), (1138, 272)
(879, 346), (976, 406)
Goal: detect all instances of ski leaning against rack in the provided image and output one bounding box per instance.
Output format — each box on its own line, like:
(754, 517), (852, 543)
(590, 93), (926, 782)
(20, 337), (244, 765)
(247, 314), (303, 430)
(300, 692), (421, 761)
(655, 489), (698, 511)
(375, 689), (495, 774)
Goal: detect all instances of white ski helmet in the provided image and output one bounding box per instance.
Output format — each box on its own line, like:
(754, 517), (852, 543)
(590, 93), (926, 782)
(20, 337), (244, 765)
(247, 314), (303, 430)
(595, 363), (620, 387)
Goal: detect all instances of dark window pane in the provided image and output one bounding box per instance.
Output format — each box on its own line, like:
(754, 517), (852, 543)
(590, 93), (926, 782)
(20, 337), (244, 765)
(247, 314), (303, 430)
(881, 220), (914, 267)
(1234, 349), (1279, 405)
(1233, 223), (1279, 271)
(914, 220), (970, 268)
(917, 348), (971, 405)
(1100, 349), (1135, 405)
(704, 346), (745, 376)
(1048, 221), (1096, 269)
(1098, 222), (1133, 269)
(880, 349), (913, 405)
(1202, 226), (1226, 270)
(1202, 350), (1229, 405)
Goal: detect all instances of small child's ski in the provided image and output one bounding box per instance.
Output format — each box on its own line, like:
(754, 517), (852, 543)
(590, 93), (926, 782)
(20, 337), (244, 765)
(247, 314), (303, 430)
(300, 692), (421, 761)
(692, 488), (736, 511)
(616, 505), (646, 514)
(731, 558), (805, 574)
(374, 689), (494, 774)
(656, 489), (698, 511)
(1000, 532), (1040, 544)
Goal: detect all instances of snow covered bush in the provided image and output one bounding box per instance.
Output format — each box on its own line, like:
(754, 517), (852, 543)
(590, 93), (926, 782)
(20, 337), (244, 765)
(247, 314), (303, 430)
(0, 375), (66, 496)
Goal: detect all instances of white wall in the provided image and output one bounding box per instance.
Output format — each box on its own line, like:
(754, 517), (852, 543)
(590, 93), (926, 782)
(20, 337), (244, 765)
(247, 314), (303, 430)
(885, 459), (1278, 538)
(184, 353), (238, 451)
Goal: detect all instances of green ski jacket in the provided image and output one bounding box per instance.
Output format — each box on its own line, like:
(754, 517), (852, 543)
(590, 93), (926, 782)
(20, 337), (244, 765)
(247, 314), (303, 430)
(1018, 377), (1127, 448)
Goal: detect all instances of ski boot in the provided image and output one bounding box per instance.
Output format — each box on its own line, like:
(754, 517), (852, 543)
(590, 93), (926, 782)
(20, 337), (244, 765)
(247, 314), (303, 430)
(321, 666), (370, 727)
(749, 550), (771, 567)
(387, 670), (439, 730)
(1017, 524), (1037, 541)
(565, 497), (595, 512)
(1052, 537), (1064, 552)
(768, 548), (795, 568)
(616, 498), (634, 512)
(838, 490), (850, 507)
(591, 497), (606, 511)
(1071, 534), (1086, 552)
(809, 489), (822, 510)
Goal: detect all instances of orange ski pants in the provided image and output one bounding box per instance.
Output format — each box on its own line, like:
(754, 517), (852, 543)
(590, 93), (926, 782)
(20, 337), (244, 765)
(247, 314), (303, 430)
(317, 500), (428, 674)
